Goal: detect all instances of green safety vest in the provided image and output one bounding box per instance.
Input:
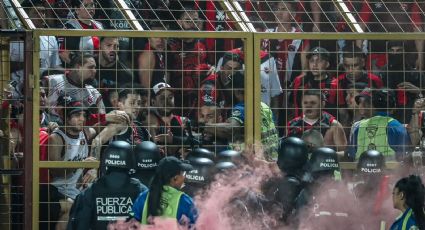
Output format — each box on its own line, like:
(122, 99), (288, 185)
(260, 102), (279, 161)
(141, 186), (184, 224)
(355, 116), (395, 159)
(402, 209), (414, 230)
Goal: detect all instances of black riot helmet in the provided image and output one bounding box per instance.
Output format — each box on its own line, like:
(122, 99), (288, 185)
(217, 150), (241, 163)
(185, 157), (215, 184)
(371, 88), (396, 110)
(187, 148), (215, 162)
(357, 150), (385, 174)
(103, 141), (134, 172)
(277, 137), (309, 174)
(134, 141), (161, 171)
(309, 147), (339, 174)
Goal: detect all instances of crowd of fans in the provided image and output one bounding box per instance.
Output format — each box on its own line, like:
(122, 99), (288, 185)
(2, 0), (425, 229)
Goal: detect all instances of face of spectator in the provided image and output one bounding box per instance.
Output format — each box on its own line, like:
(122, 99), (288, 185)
(27, 6), (46, 28)
(75, 0), (95, 20)
(346, 89), (361, 109)
(308, 55), (329, 77)
(389, 46), (404, 54)
(76, 57), (96, 83)
(153, 89), (174, 114)
(118, 93), (142, 120)
(343, 57), (364, 81)
(40, 88), (47, 108)
(358, 98), (372, 118)
(275, 2), (294, 23)
(219, 60), (242, 87)
(66, 111), (87, 133)
(198, 106), (221, 124)
(100, 38), (119, 65)
(148, 37), (165, 51)
(302, 95), (322, 119)
(392, 187), (405, 210)
(178, 11), (200, 31)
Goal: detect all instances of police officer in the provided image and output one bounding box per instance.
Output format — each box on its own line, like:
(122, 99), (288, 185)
(133, 141), (162, 186)
(308, 147), (340, 181)
(355, 149), (386, 198)
(275, 137), (310, 226)
(183, 150), (215, 196)
(353, 149), (393, 228)
(67, 141), (147, 230)
(301, 147), (357, 230)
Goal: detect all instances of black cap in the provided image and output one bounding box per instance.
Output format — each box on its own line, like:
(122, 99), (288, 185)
(309, 147), (339, 173)
(57, 95), (90, 119)
(307, 47), (330, 62)
(357, 150), (385, 174)
(157, 156), (193, 180)
(134, 141), (161, 171)
(355, 87), (372, 105)
(103, 141), (134, 170)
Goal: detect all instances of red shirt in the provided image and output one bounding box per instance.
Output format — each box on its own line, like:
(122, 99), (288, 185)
(328, 72), (383, 106)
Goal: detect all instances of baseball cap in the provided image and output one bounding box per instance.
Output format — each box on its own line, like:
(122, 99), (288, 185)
(58, 95), (90, 118)
(152, 82), (172, 96)
(156, 156), (193, 180)
(307, 47), (330, 62)
(355, 87), (372, 105)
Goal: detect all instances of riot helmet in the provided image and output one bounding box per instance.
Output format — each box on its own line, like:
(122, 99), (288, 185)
(357, 150), (385, 174)
(134, 141), (161, 171)
(277, 137), (308, 174)
(103, 141), (134, 172)
(309, 147), (339, 175)
(187, 148), (215, 161)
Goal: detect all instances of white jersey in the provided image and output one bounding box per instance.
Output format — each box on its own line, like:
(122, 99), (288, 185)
(260, 56), (282, 106)
(47, 74), (104, 115)
(50, 129), (89, 199)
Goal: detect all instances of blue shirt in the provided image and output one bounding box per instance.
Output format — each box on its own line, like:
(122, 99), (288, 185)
(348, 112), (411, 160)
(390, 208), (418, 230)
(131, 189), (198, 225)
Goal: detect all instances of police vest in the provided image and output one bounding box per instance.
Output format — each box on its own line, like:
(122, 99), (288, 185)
(91, 176), (141, 230)
(260, 102), (279, 161)
(141, 186), (184, 224)
(355, 116), (395, 159)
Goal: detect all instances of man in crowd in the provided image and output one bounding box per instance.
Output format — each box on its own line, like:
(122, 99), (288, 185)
(196, 102), (228, 154)
(328, 46), (383, 124)
(58, 0), (103, 64)
(95, 37), (133, 112)
(42, 96), (97, 230)
(199, 51), (244, 117)
(287, 90), (347, 152)
(168, 2), (207, 113)
(204, 72), (279, 161)
(145, 82), (189, 157)
(90, 84), (151, 159)
(348, 88), (411, 161)
(291, 47), (334, 117)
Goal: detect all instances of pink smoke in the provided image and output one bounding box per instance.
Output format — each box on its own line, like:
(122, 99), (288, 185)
(107, 155), (424, 230)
